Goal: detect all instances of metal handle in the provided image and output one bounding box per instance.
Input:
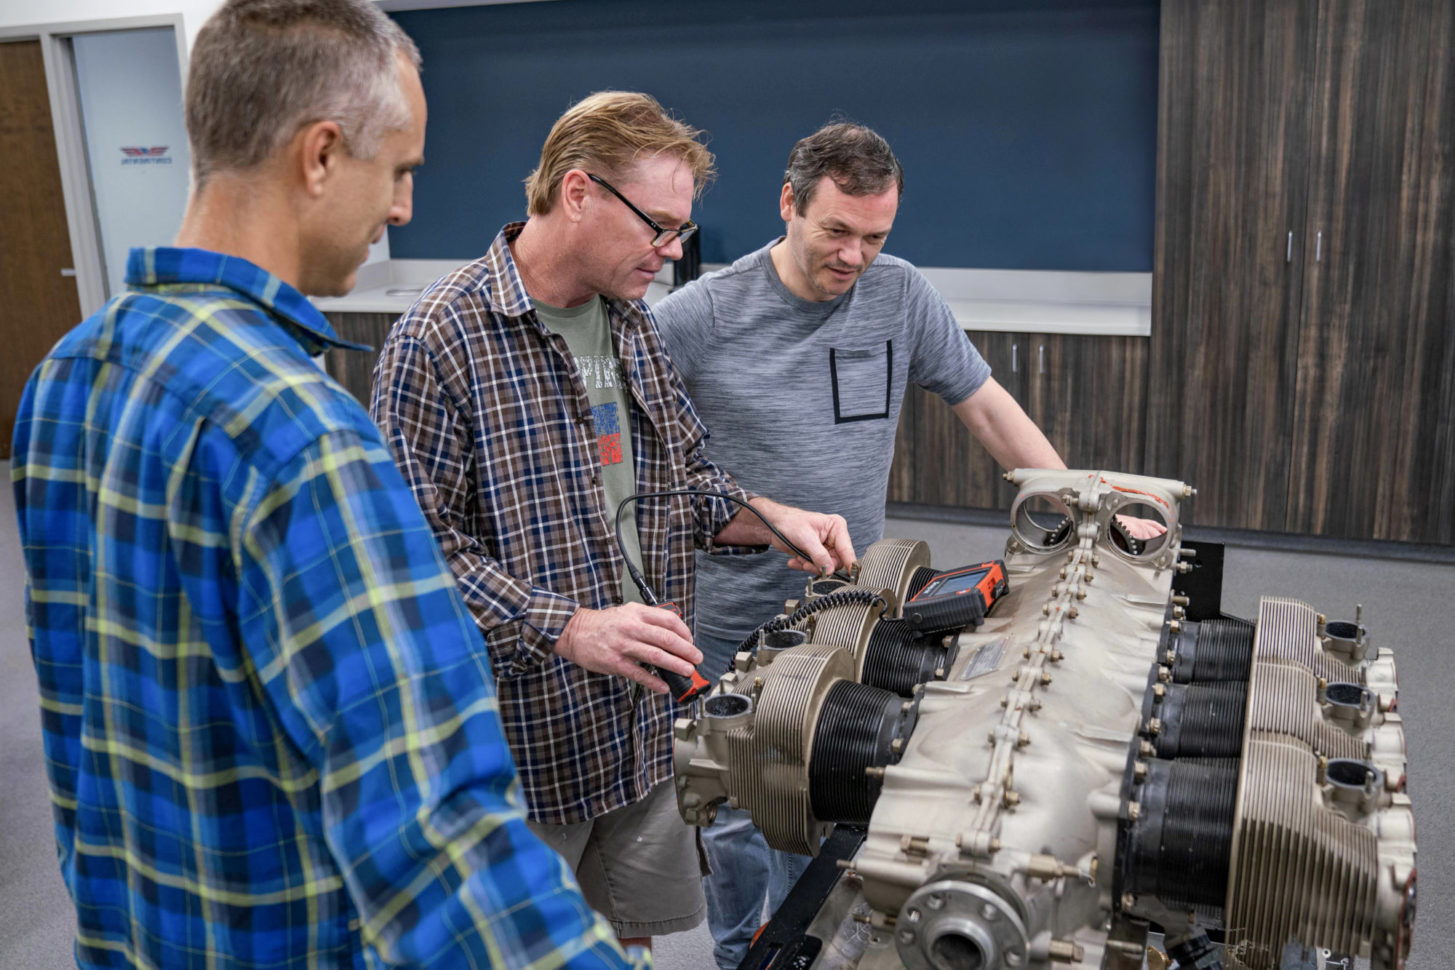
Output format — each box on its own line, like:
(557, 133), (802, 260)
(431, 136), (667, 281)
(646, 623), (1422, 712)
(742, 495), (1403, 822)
(1012, 343), (1018, 373)
(1038, 344), (1045, 375)
(1316, 231), (1322, 262)
(1286, 232), (1293, 263)
(60, 268), (77, 277)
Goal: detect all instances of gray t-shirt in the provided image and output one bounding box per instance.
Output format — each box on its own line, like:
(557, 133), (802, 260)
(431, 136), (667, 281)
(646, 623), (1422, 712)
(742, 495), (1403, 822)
(533, 296), (646, 608)
(654, 241), (990, 655)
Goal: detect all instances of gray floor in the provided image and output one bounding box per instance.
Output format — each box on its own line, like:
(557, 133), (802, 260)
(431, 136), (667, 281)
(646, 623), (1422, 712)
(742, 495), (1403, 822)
(2, 495), (1449, 969)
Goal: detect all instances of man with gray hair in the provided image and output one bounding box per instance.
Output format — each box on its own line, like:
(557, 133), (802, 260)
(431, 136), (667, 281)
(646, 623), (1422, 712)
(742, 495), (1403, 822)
(12, 1), (647, 967)
(653, 121), (1068, 969)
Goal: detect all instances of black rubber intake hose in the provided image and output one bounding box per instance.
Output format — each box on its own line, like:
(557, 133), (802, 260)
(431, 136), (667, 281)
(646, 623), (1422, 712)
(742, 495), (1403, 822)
(1145, 681), (1248, 758)
(1121, 757), (1239, 916)
(860, 617), (951, 697)
(808, 680), (914, 824)
(1169, 617), (1256, 683)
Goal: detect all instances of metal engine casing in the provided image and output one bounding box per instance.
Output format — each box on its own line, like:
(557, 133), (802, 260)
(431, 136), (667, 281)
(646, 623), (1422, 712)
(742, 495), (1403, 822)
(672, 470), (1416, 970)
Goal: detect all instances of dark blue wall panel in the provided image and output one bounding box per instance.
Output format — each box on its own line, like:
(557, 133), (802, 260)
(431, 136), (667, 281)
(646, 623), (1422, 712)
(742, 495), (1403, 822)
(392, 0), (1158, 271)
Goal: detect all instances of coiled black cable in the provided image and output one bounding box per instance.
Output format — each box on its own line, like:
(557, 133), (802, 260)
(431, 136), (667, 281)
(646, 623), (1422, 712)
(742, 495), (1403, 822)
(720, 588), (888, 675)
(612, 489), (821, 606)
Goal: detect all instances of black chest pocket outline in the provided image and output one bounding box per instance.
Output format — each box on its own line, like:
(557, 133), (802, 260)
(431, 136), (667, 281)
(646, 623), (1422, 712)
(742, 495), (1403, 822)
(829, 340), (893, 423)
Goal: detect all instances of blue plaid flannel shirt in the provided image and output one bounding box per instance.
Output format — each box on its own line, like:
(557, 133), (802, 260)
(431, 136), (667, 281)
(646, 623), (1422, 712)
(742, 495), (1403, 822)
(12, 247), (649, 969)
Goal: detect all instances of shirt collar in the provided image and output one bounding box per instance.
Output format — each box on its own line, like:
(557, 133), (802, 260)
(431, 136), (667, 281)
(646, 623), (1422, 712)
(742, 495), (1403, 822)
(478, 223), (651, 333)
(124, 247), (371, 354)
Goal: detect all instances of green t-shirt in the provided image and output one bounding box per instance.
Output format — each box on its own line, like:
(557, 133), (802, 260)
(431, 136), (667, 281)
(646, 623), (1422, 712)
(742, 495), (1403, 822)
(533, 296), (646, 607)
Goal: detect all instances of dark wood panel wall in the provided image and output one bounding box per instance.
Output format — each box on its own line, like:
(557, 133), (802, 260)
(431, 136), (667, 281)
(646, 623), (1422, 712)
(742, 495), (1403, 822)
(888, 333), (1148, 514)
(322, 312), (397, 408)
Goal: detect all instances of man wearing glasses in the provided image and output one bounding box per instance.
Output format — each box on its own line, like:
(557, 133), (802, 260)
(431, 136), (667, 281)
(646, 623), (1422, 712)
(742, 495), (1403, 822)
(369, 91), (855, 952)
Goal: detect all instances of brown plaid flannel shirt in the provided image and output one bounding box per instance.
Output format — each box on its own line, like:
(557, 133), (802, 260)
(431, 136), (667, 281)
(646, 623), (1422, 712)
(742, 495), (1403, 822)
(370, 224), (757, 823)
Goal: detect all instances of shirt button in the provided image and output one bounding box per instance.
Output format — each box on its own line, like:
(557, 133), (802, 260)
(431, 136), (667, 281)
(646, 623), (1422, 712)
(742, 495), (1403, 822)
(592, 473), (601, 486)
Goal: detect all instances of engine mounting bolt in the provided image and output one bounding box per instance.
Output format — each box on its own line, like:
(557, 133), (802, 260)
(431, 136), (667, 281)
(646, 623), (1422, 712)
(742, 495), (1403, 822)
(1169, 620), (1182, 633)
(942, 635), (954, 648)
(982, 903), (1000, 921)
(1050, 649), (1064, 662)
(1017, 731), (1030, 748)
(927, 894), (945, 910)
(1153, 683), (1167, 700)
(1147, 717), (1162, 735)
(1023, 647), (1033, 659)
(1040, 671), (1054, 686)
(1068, 607), (1079, 619)
(907, 908), (922, 922)
(901, 701), (914, 713)
(1029, 698), (1043, 712)
(1157, 668), (1173, 683)
(1003, 790), (1021, 808)
(1067, 551), (1076, 562)
(753, 677), (763, 691)
(1127, 801), (1141, 821)
(1164, 649), (1177, 664)
(1173, 606), (1186, 619)
(1084, 570), (1095, 582)
(865, 766), (886, 779)
(899, 930), (915, 945)
(988, 732), (997, 745)
(1042, 604), (1052, 616)
(989, 838), (1002, 853)
(1140, 740), (1156, 757)
(973, 785), (983, 802)
(1173, 595), (1190, 606)
(1000, 697), (1009, 708)
(1077, 590), (1087, 600)
(891, 738), (904, 753)
(1121, 892), (1137, 910)
(934, 668), (946, 679)
(1134, 761), (1148, 780)
(1048, 940), (1086, 964)
(1092, 555), (1101, 567)
(1011, 667), (1023, 682)
(1059, 567), (1068, 579)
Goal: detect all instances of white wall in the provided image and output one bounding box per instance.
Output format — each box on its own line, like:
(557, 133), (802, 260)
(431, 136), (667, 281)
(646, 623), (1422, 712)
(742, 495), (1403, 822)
(0, 1), (222, 48)
(73, 28), (192, 299)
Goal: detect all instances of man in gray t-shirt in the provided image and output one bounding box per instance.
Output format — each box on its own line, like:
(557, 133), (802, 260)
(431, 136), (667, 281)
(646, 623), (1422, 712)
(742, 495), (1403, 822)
(654, 123), (1066, 970)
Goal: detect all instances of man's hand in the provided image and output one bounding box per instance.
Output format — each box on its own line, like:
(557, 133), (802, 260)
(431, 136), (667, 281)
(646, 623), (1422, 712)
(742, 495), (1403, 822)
(715, 497), (857, 575)
(1115, 514), (1168, 540)
(553, 604), (703, 694)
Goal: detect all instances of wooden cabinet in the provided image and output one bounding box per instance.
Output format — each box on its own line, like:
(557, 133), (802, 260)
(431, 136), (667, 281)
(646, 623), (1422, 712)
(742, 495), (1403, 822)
(889, 332), (1148, 512)
(321, 312), (396, 407)
(1148, 0), (1455, 542)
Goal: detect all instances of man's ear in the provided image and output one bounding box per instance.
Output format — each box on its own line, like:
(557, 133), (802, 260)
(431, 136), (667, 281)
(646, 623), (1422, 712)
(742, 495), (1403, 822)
(779, 181), (796, 223)
(297, 119), (346, 198)
(559, 169), (592, 222)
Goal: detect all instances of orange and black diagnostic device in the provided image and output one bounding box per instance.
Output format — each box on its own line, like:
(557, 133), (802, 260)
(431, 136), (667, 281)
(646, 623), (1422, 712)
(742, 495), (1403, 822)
(903, 559), (1009, 634)
(651, 601), (713, 704)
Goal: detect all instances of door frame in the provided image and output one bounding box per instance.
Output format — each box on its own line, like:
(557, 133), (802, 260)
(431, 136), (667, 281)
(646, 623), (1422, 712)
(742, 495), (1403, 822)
(0, 15), (187, 319)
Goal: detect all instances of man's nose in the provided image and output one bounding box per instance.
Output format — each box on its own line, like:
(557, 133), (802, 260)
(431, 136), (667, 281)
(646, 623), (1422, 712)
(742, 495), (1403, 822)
(656, 233), (685, 261)
(389, 177), (414, 227)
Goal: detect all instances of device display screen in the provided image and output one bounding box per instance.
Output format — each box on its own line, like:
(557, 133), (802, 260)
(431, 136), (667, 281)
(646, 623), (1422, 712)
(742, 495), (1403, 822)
(918, 567), (989, 599)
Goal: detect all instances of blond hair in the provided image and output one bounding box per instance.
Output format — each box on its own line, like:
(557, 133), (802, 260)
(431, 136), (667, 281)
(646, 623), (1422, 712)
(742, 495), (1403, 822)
(525, 91), (715, 216)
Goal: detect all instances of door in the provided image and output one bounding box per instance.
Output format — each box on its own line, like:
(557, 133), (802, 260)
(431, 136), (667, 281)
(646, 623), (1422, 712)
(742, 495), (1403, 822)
(1147, 0), (1321, 531)
(0, 39), (82, 460)
(1285, 0), (1455, 542)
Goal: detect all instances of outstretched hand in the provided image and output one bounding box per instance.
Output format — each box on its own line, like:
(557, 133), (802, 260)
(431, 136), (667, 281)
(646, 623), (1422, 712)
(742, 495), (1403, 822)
(553, 603), (703, 694)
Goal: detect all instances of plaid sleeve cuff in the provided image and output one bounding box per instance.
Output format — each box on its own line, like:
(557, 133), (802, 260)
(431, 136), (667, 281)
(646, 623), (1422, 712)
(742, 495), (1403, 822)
(482, 583), (579, 675)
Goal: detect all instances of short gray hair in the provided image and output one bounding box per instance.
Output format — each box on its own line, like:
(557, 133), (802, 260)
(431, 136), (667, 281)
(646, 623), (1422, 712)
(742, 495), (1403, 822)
(186, 0), (421, 187)
(784, 122), (904, 214)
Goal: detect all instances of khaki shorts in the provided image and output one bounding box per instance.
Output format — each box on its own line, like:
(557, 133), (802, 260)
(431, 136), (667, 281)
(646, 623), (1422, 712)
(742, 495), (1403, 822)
(527, 780), (707, 939)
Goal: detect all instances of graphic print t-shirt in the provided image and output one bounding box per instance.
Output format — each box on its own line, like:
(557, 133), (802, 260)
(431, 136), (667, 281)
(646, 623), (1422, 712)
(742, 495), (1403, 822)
(533, 296), (645, 607)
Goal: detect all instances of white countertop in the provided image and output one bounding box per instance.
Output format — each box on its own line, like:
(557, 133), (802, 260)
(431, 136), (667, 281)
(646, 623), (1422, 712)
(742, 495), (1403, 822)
(313, 260), (1151, 337)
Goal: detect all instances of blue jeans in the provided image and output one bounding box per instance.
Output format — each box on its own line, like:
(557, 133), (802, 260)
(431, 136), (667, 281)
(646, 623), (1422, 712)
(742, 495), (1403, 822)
(695, 631), (812, 970)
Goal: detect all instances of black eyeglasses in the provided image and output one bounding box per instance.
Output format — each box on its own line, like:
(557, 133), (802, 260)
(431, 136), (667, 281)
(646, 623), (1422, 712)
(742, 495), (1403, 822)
(588, 173), (698, 248)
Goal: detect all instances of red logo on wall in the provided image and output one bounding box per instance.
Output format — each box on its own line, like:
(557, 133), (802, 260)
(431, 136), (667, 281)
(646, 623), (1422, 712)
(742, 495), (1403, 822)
(120, 146), (172, 166)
